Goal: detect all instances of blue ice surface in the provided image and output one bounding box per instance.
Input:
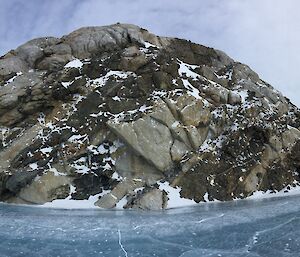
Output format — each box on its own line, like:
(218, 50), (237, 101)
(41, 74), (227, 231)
(0, 195), (300, 257)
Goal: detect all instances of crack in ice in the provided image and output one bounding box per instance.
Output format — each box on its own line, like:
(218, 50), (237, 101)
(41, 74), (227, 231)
(118, 229), (128, 257)
(196, 213), (225, 224)
(246, 216), (300, 252)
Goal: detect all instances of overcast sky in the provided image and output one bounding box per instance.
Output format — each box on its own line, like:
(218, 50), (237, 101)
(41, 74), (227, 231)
(1, 0), (299, 106)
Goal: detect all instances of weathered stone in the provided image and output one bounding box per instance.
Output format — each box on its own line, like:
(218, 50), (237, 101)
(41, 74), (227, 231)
(108, 116), (173, 172)
(36, 54), (73, 71)
(95, 193), (117, 209)
(131, 189), (165, 210)
(152, 71), (172, 90)
(16, 44), (44, 67)
(244, 165), (266, 193)
(269, 134), (283, 152)
(64, 24), (164, 59)
(281, 126), (300, 149)
(0, 56), (28, 77)
(228, 91), (242, 105)
(115, 149), (163, 184)
(0, 23), (298, 209)
(43, 43), (72, 56)
(170, 140), (189, 161)
(0, 109), (23, 126)
(12, 171), (71, 204)
(122, 46), (140, 57)
(260, 144), (279, 169)
(177, 95), (204, 126)
(149, 99), (177, 127)
(185, 126), (205, 150)
(203, 85), (229, 104)
(95, 179), (144, 208)
(5, 169), (40, 194)
(121, 54), (148, 72)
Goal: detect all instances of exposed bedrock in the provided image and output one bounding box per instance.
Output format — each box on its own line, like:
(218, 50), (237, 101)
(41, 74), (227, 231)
(0, 23), (299, 210)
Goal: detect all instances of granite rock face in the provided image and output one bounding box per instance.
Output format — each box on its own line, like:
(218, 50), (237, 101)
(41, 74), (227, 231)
(0, 24), (299, 209)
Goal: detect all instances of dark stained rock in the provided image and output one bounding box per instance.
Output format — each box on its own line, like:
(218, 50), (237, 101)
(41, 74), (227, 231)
(5, 169), (41, 195)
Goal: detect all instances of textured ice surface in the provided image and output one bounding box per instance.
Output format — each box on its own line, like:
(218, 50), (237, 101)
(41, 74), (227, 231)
(0, 196), (300, 257)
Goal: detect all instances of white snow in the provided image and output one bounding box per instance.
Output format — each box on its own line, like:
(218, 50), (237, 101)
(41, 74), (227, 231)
(215, 135), (226, 148)
(112, 96), (121, 101)
(172, 78), (178, 86)
(29, 163), (38, 170)
(71, 157), (90, 174)
(215, 69), (233, 80)
(40, 197), (99, 209)
(48, 167), (66, 176)
(116, 196), (128, 209)
(158, 181), (300, 209)
(138, 104), (152, 113)
(40, 147), (53, 155)
(97, 144), (109, 154)
(61, 81), (72, 88)
(102, 163), (112, 170)
(203, 192), (209, 202)
(134, 187), (145, 193)
(176, 60), (212, 104)
(171, 121), (180, 128)
(68, 134), (88, 144)
(151, 90), (168, 99)
(158, 181), (197, 208)
(64, 59), (83, 69)
(42, 185), (114, 209)
(226, 69), (233, 80)
(214, 72), (226, 79)
(37, 113), (46, 126)
(6, 76), (16, 83)
(72, 164), (90, 174)
(177, 59), (200, 80)
(110, 140), (123, 153)
(247, 184), (300, 201)
(4, 72), (23, 85)
(0, 127), (9, 147)
(198, 139), (213, 152)
(106, 70), (131, 79)
(112, 172), (121, 180)
(144, 41), (157, 48)
(88, 141), (122, 160)
(231, 122), (239, 132)
(11, 181), (300, 210)
(238, 90), (249, 102)
(89, 111), (103, 118)
(87, 145), (98, 154)
(91, 70), (134, 88)
(43, 193), (100, 209)
(103, 156), (115, 165)
(182, 79), (201, 99)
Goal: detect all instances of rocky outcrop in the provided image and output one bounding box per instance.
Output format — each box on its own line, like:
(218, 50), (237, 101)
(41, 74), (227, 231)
(0, 23), (299, 210)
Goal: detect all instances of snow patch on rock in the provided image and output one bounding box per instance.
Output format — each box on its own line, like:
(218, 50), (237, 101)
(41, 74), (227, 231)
(158, 181), (197, 208)
(64, 59), (83, 69)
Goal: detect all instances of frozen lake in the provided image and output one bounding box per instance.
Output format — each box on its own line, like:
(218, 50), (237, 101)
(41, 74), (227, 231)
(0, 195), (300, 257)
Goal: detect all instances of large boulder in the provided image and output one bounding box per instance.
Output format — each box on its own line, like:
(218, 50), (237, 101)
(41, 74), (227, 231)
(0, 23), (299, 209)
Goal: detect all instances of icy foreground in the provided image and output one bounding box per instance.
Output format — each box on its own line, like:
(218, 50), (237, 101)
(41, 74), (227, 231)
(0, 24), (300, 210)
(1, 195), (300, 257)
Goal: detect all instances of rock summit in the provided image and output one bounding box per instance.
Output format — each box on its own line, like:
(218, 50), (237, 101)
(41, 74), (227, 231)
(0, 24), (299, 209)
